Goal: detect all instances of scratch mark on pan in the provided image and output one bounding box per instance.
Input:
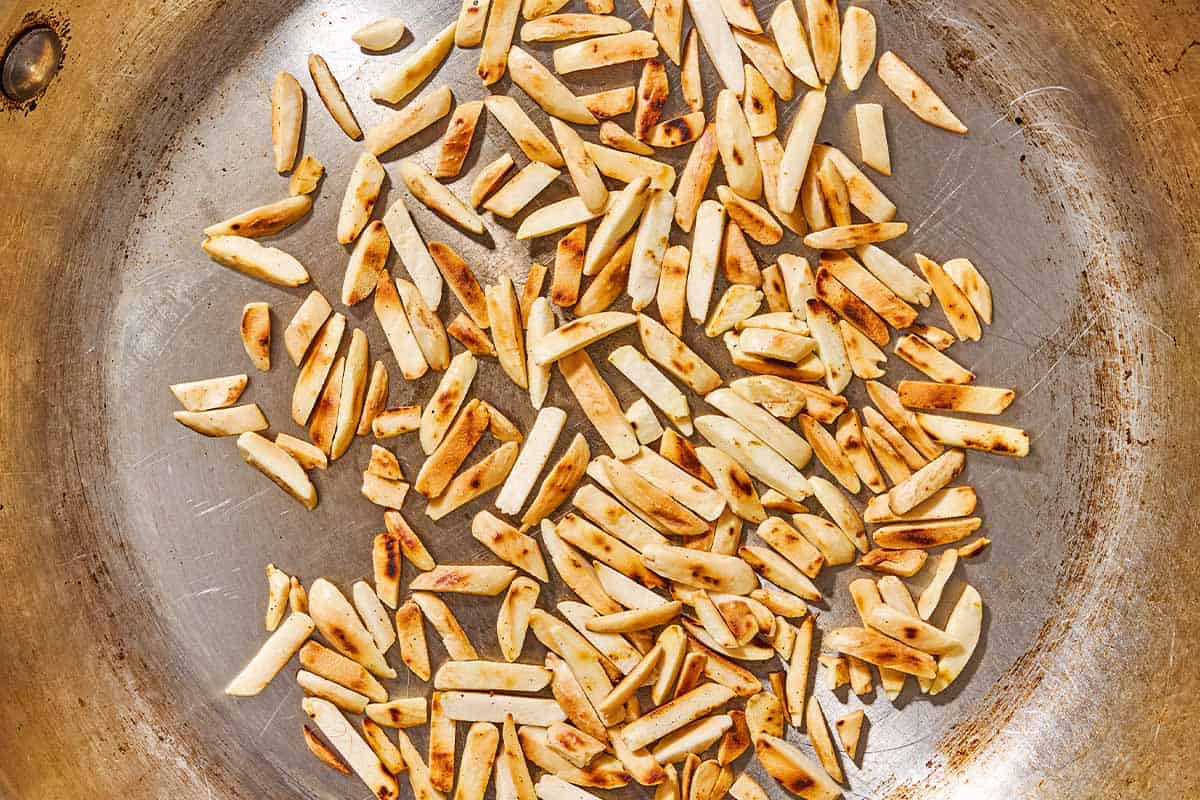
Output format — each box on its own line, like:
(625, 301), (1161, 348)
(1025, 318), (1098, 397)
(195, 498), (233, 517)
(258, 691), (291, 739)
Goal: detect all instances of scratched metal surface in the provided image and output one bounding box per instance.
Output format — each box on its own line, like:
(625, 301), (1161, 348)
(1, 0), (1198, 797)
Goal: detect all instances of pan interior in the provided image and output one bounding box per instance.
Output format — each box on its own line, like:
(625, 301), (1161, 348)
(100, 1), (1131, 797)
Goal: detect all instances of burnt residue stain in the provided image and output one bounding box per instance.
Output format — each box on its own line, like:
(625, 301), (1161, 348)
(1, 9), (71, 114)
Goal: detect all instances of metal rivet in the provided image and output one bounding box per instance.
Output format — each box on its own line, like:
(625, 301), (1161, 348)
(2, 26), (63, 103)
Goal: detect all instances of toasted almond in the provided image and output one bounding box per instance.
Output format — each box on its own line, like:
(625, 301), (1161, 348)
(741, 65), (776, 137)
(599, 122), (655, 157)
(485, 277), (529, 389)
(822, 250), (917, 328)
(656, 245), (691, 336)
(331, 330), (370, 460)
(649, 0), (684, 63)
(854, 245), (931, 306)
(486, 162), (562, 219)
(638, 314), (722, 396)
(621, 683), (736, 751)
(509, 47), (599, 126)
(718, 186), (783, 246)
(695, 448), (765, 523)
(943, 258), (992, 324)
(915, 255), (982, 342)
(486, 95), (564, 167)
(553, 31), (660, 73)
(402, 159), (487, 236)
(303, 700), (397, 795)
(270, 72), (303, 173)
(767, 0), (819, 88)
(834, 409), (885, 492)
(635, 60), (670, 139)
(916, 412), (1030, 457)
(541, 519), (623, 615)
(575, 485), (670, 554)
(686, 0), (743, 92)
(521, 726), (630, 788)
(585, 175), (653, 275)
(864, 485), (976, 523)
(838, 5), (875, 91)
(867, 380), (944, 460)
(732, 31), (793, 101)
(396, 278), (450, 371)
(225, 610), (314, 696)
(685, 201), (727, 323)
(204, 194), (312, 240)
(467, 155), (515, 210)
(558, 350), (640, 459)
(753, 136), (806, 236)
(579, 86), (637, 119)
(776, 89), (826, 215)
(929, 584), (983, 694)
(522, 13), (632, 41)
(877, 50), (967, 133)
(366, 86), (455, 157)
(715, 90), (762, 200)
(642, 543), (758, 593)
(854, 102), (890, 175)
(202, 235), (310, 287)
(373, 405), (422, 439)
(625, 188), (674, 310)
(308, 53), (362, 140)
(674, 124), (719, 233)
(856, 548), (925, 576)
(414, 398), (490, 497)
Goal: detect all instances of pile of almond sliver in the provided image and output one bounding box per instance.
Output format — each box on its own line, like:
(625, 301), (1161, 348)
(170, 1), (1030, 797)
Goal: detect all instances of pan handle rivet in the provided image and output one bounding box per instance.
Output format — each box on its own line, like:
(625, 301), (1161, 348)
(2, 26), (63, 103)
